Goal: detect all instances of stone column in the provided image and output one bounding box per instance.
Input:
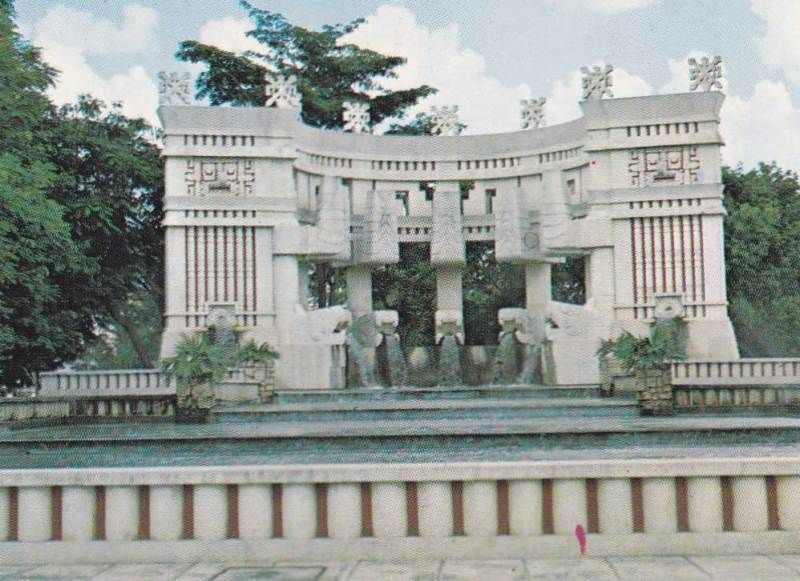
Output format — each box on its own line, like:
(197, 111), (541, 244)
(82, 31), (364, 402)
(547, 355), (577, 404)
(346, 266), (373, 318)
(431, 187), (466, 341)
(436, 266), (463, 312)
(525, 261), (551, 343)
(273, 255), (300, 345)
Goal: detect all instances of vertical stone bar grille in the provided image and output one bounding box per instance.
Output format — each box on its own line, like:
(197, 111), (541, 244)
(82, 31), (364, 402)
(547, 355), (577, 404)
(138, 486), (150, 540)
(451, 481), (465, 536)
(226, 484), (239, 539)
(631, 478), (644, 533)
(51, 486), (62, 541)
(405, 482), (419, 536)
(271, 484), (283, 538)
(182, 484), (194, 540)
(315, 483), (328, 538)
(720, 476), (734, 531)
(541, 479), (554, 535)
(360, 482), (373, 537)
(586, 479), (599, 534)
(497, 480), (510, 535)
(675, 477), (689, 532)
(766, 475), (780, 531)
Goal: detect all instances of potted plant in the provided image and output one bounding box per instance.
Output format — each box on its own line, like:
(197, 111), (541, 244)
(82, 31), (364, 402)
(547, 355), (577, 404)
(161, 334), (227, 423)
(598, 319), (686, 415)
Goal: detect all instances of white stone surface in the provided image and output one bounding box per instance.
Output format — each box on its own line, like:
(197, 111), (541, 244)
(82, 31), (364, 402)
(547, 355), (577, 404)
(282, 483), (316, 540)
(417, 481), (452, 537)
(687, 477), (723, 533)
(149, 485), (183, 541)
(509, 480), (542, 535)
(552, 478), (587, 535)
(777, 476), (800, 530)
(105, 486), (139, 541)
(597, 478), (633, 534)
(237, 484), (272, 540)
(18, 487), (51, 542)
(642, 477), (677, 533)
(193, 485), (227, 541)
(62, 486), (94, 541)
(327, 483), (361, 539)
(0, 488), (8, 541)
(732, 476), (768, 532)
(463, 481), (497, 537)
(371, 482), (406, 538)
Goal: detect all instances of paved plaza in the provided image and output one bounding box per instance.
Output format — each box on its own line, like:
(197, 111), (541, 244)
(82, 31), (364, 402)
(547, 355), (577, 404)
(4, 556), (800, 580)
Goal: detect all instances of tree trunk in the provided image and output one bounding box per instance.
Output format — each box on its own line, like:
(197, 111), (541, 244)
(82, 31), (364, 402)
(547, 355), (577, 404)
(113, 311), (154, 368)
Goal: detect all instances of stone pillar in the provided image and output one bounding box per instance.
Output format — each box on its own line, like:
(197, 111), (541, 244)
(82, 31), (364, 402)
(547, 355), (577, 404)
(436, 266), (463, 312)
(273, 255), (300, 344)
(525, 261), (551, 344)
(586, 247), (615, 314)
(431, 187), (465, 342)
(62, 486), (95, 541)
(327, 483), (361, 539)
(509, 480), (542, 535)
(346, 266), (373, 318)
(193, 484), (227, 541)
(105, 486), (139, 541)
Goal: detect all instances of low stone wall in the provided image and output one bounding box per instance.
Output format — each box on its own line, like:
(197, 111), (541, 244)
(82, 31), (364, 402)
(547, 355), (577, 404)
(2, 458), (800, 562)
(0, 396), (175, 423)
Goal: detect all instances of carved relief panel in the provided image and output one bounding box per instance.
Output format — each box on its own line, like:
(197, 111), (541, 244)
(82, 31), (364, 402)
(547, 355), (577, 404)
(185, 159), (255, 196)
(628, 146), (700, 186)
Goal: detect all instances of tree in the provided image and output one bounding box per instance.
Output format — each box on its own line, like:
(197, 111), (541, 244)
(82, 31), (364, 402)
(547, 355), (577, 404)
(723, 163), (800, 357)
(177, 0), (436, 129)
(0, 2), (96, 386)
(47, 97), (164, 368)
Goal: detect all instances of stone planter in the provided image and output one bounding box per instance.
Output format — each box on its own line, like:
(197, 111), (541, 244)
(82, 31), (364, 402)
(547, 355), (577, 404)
(635, 366), (674, 416)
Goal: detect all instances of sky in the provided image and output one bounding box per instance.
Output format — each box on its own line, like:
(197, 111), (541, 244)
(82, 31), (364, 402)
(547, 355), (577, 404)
(14, 0), (800, 169)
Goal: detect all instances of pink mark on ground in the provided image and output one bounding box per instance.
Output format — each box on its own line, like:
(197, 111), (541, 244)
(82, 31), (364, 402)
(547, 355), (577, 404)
(575, 523), (587, 555)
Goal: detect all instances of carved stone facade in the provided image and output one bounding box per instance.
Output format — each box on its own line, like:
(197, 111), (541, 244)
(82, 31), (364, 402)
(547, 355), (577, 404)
(184, 159), (255, 196)
(158, 72), (191, 106)
(627, 146), (700, 186)
(430, 106), (461, 136)
(689, 56), (723, 92)
(581, 65), (614, 100)
(342, 101), (370, 133)
(264, 73), (301, 109)
(521, 98), (546, 129)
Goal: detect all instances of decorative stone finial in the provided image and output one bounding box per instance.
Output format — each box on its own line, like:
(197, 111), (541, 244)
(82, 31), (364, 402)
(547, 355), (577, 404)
(430, 105), (461, 136)
(342, 101), (370, 133)
(158, 71), (192, 106)
(688, 55), (723, 92)
(521, 98), (546, 129)
(264, 73), (301, 108)
(581, 65), (614, 100)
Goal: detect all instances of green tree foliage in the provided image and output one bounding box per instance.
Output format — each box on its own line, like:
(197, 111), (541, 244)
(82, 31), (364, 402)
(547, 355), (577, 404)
(0, 3), (164, 383)
(176, 0), (436, 129)
(723, 164), (800, 356)
(0, 3), (95, 386)
(48, 97), (164, 367)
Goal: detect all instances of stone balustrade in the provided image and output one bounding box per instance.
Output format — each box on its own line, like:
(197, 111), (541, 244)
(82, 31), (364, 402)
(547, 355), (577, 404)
(38, 369), (172, 397)
(670, 359), (800, 411)
(3, 458), (800, 563)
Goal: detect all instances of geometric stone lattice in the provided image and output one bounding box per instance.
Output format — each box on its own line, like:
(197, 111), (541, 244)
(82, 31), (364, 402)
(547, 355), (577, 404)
(521, 98), (546, 129)
(342, 101), (370, 133)
(628, 146), (700, 186)
(581, 65), (614, 100)
(688, 55), (723, 92)
(264, 73), (301, 109)
(185, 160), (255, 196)
(158, 71), (192, 106)
(430, 106), (461, 136)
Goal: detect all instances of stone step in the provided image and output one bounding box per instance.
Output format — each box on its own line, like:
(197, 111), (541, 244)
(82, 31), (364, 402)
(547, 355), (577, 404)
(274, 383), (604, 403)
(215, 397), (638, 423)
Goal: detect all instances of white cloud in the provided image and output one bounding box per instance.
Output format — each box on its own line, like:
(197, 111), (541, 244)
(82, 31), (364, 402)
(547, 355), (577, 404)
(543, 0), (660, 13)
(31, 4), (159, 125)
(342, 5), (532, 134)
(197, 16), (262, 55)
(546, 65), (653, 124)
(32, 4), (158, 55)
(721, 80), (800, 169)
(751, 0), (800, 85)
